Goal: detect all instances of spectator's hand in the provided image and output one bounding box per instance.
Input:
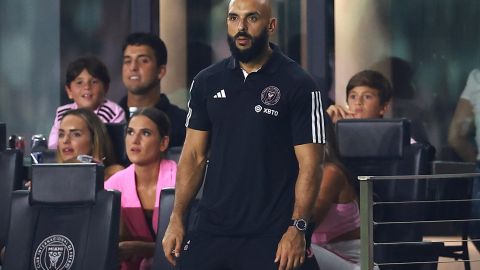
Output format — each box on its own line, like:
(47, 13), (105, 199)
(275, 226), (306, 270)
(25, 180), (32, 190)
(326, 104), (353, 123)
(118, 241), (141, 261)
(118, 241), (154, 261)
(162, 216), (185, 266)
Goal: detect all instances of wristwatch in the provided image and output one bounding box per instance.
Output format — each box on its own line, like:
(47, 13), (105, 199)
(291, 218), (308, 232)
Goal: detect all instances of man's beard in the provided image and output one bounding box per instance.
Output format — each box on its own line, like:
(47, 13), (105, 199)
(227, 28), (269, 63)
(128, 78), (160, 96)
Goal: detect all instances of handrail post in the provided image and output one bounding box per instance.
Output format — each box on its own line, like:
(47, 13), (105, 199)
(360, 176), (374, 270)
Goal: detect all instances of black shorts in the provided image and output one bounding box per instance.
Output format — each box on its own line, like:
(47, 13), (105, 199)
(175, 232), (319, 270)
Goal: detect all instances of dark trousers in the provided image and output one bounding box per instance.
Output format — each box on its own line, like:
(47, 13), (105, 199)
(176, 232), (320, 270)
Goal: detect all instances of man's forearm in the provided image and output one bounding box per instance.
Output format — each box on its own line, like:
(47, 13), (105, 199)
(171, 154), (207, 221)
(292, 165), (322, 221)
(291, 144), (324, 222)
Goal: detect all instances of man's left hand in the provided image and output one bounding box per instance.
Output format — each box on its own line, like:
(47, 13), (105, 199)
(274, 226), (306, 270)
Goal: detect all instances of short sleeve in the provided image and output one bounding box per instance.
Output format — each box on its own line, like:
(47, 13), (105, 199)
(461, 69), (480, 102)
(185, 78), (211, 131)
(289, 78), (326, 145)
(48, 107), (62, 149)
(48, 118), (59, 149)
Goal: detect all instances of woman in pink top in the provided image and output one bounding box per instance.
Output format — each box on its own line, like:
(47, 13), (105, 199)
(105, 107), (176, 270)
(311, 121), (361, 269)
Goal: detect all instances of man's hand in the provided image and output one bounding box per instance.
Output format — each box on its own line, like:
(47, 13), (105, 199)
(274, 226), (306, 270)
(326, 104), (353, 123)
(162, 216), (185, 266)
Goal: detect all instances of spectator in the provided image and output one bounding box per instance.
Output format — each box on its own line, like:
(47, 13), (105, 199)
(48, 56), (125, 149)
(119, 32), (187, 147)
(310, 119), (361, 269)
(448, 68), (480, 251)
(105, 107), (176, 270)
(57, 108), (123, 180)
(327, 70), (392, 123)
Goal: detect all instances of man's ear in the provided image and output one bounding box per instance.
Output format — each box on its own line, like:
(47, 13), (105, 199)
(268, 18), (277, 33)
(158, 65), (167, 80)
(65, 85), (74, 99)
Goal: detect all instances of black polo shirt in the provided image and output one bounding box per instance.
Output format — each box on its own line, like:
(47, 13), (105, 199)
(186, 44), (325, 237)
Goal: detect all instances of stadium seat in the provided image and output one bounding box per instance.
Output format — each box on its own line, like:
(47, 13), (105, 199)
(2, 163), (120, 270)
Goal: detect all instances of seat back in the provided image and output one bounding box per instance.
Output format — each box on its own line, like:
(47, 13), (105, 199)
(0, 122), (6, 151)
(151, 188), (200, 269)
(0, 150), (24, 248)
(337, 119), (438, 270)
(337, 119), (434, 241)
(105, 123), (130, 166)
(152, 188), (176, 270)
(2, 163), (120, 270)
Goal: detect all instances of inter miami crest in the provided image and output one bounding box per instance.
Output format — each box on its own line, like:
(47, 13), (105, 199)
(261, 86), (281, 106)
(34, 235), (75, 270)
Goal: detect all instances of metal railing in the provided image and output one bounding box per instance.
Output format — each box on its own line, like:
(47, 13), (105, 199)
(359, 173), (480, 270)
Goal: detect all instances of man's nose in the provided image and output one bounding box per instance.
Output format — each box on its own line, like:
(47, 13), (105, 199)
(130, 60), (139, 71)
(238, 17), (247, 32)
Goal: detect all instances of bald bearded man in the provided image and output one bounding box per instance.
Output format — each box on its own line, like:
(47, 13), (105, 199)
(163, 1), (325, 269)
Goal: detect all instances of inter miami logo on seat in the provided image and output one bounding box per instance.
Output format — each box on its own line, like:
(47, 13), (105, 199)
(34, 235), (75, 270)
(261, 86), (281, 106)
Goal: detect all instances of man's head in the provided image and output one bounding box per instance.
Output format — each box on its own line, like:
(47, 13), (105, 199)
(122, 33), (167, 95)
(346, 70), (392, 119)
(226, 0), (276, 63)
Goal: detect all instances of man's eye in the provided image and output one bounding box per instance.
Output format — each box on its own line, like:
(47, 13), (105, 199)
(142, 130), (152, 136)
(248, 16), (258, 23)
(228, 15), (238, 21)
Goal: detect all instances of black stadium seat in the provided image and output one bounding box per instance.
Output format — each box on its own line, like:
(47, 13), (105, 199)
(0, 150), (24, 250)
(2, 163), (120, 270)
(152, 188), (200, 269)
(336, 119), (441, 270)
(152, 188), (176, 270)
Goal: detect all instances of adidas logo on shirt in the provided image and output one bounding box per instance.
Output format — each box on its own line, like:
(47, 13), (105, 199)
(213, 89), (226, 98)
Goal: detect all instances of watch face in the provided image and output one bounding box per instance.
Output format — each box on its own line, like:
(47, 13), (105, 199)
(294, 219), (307, 231)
